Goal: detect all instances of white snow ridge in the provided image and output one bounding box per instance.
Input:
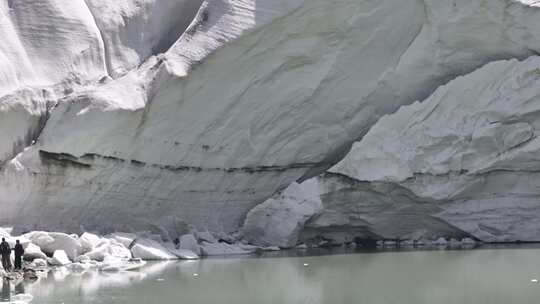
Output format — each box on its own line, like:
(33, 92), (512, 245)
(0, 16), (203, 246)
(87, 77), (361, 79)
(1, 0), (540, 247)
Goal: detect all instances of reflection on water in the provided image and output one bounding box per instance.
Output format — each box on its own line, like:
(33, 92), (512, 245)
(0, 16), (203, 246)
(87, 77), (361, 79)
(2, 278), (30, 304)
(13, 247), (540, 303)
(2, 279), (10, 303)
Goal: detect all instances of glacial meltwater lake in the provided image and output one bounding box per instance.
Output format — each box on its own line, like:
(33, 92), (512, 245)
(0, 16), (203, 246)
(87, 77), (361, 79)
(5, 246), (540, 304)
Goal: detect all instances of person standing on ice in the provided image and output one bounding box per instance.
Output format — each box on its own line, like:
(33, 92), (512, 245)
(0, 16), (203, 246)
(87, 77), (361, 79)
(13, 240), (24, 271)
(0, 238), (11, 272)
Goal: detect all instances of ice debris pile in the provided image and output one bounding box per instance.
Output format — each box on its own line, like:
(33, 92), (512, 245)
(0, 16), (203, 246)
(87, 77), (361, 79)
(0, 227), (276, 277)
(1, 0), (540, 246)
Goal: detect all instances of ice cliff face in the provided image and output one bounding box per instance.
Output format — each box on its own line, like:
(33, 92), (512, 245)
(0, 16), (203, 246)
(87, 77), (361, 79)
(1, 0), (540, 243)
(246, 56), (540, 246)
(328, 57), (540, 242)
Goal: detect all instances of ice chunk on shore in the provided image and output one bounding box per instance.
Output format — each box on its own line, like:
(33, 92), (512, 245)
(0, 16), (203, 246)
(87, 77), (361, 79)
(165, 244), (200, 260)
(84, 244), (109, 261)
(24, 243), (47, 261)
(172, 249), (199, 260)
(25, 231), (54, 248)
(109, 233), (138, 248)
(108, 240), (132, 258)
(80, 232), (102, 253)
(75, 255), (91, 263)
(99, 256), (147, 272)
(30, 258), (48, 268)
(130, 239), (177, 260)
(84, 238), (131, 261)
(26, 232), (82, 261)
(179, 234), (201, 255)
(49, 250), (71, 266)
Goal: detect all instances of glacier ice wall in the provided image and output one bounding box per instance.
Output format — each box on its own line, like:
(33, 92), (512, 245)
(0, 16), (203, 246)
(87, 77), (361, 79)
(1, 0), (540, 239)
(245, 56), (540, 245)
(328, 57), (540, 242)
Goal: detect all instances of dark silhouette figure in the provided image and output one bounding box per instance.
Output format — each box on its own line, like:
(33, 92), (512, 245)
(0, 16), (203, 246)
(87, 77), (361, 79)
(173, 238), (180, 249)
(1, 279), (9, 302)
(14, 240), (24, 271)
(0, 238), (11, 272)
(128, 238), (139, 258)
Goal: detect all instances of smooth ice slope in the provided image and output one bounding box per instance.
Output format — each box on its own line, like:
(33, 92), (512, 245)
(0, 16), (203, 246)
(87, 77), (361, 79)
(1, 0), (540, 241)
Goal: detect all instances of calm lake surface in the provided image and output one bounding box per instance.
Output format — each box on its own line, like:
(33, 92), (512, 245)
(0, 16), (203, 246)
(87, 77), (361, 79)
(7, 246), (540, 304)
